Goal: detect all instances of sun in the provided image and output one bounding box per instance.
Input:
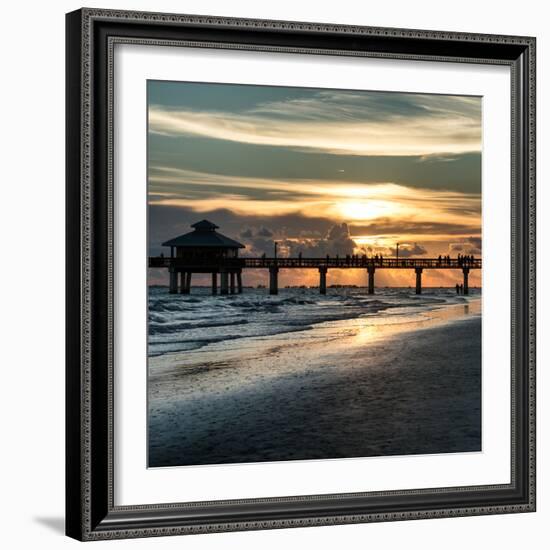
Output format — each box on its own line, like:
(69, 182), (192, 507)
(336, 199), (399, 221)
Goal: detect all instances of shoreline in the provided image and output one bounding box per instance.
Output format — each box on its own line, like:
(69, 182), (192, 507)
(149, 294), (481, 367)
(149, 298), (482, 467)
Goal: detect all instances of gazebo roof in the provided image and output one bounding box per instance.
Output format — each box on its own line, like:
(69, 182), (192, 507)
(162, 220), (245, 249)
(191, 219), (219, 231)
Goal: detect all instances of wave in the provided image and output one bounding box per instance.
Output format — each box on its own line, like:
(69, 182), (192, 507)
(148, 324), (314, 357)
(147, 287), (481, 358)
(149, 318), (248, 335)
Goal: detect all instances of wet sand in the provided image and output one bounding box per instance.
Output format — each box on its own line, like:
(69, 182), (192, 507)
(148, 299), (481, 467)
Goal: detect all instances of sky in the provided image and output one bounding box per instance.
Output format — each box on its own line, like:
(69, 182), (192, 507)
(148, 80), (482, 288)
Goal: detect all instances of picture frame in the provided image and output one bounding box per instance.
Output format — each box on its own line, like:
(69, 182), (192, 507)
(65, 7), (536, 541)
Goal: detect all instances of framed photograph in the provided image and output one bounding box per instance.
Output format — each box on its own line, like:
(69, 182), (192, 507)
(66, 8), (536, 541)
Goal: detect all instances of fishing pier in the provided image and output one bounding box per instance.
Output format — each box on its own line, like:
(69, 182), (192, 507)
(149, 220), (481, 296)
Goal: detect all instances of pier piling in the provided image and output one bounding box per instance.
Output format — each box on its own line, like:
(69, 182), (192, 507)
(269, 267), (279, 295)
(185, 272), (192, 294)
(237, 271), (243, 293)
(179, 271), (187, 294)
(319, 267), (327, 295)
(367, 266), (375, 295)
(415, 267), (423, 295)
(463, 267), (470, 295)
(220, 271), (229, 295)
(169, 268), (178, 294)
(211, 273), (217, 295)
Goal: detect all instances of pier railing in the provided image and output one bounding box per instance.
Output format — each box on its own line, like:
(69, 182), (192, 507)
(148, 255), (481, 296)
(149, 256), (481, 270)
(241, 257), (481, 269)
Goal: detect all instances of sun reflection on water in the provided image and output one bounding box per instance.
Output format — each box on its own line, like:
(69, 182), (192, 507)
(348, 300), (481, 348)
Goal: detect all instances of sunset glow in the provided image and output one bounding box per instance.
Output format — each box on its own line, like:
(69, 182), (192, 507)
(148, 82), (482, 287)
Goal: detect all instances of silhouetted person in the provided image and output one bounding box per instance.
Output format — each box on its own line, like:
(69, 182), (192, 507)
(460, 283), (464, 294)
(456, 283), (460, 295)
(438, 255), (442, 265)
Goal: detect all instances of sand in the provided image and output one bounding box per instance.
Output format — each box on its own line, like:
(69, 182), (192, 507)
(148, 300), (481, 467)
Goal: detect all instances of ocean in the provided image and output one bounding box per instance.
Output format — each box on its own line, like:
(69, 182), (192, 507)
(148, 287), (482, 467)
(148, 286), (481, 358)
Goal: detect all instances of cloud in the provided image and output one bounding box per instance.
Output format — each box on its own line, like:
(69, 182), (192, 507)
(148, 200), (481, 261)
(238, 226), (275, 253)
(281, 223), (356, 258)
(257, 226), (273, 238)
(239, 226), (273, 239)
(466, 236), (482, 249)
(352, 218), (480, 238)
(148, 91), (481, 157)
(396, 243), (428, 257)
(352, 242), (426, 258)
(149, 166), (481, 230)
(148, 205), (479, 266)
(449, 236), (482, 255)
(234, 222), (357, 258)
(250, 90), (480, 122)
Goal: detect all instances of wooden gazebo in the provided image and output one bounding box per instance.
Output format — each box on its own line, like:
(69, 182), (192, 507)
(162, 220), (245, 294)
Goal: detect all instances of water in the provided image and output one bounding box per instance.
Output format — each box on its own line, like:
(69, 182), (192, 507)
(148, 286), (482, 466)
(148, 286), (481, 359)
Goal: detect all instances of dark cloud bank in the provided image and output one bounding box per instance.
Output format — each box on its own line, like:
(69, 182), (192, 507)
(149, 205), (478, 258)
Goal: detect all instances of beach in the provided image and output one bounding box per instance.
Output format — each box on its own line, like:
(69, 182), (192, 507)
(148, 288), (481, 467)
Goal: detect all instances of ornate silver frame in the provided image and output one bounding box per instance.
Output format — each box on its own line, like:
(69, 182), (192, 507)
(66, 8), (536, 541)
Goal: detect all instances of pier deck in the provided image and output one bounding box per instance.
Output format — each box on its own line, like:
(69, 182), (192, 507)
(149, 256), (481, 296)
